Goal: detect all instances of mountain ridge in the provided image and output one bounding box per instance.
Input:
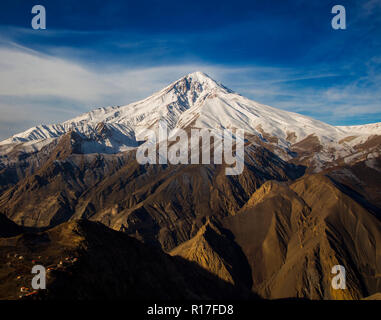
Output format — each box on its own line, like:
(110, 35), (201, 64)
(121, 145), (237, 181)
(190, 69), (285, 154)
(0, 72), (380, 300)
(1, 72), (380, 171)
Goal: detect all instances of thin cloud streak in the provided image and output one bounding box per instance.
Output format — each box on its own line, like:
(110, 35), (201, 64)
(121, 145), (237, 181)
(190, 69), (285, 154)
(0, 42), (380, 140)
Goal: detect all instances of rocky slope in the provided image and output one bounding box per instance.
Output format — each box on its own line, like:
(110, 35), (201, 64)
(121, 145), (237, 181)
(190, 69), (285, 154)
(0, 133), (304, 251)
(0, 219), (256, 300)
(0, 72), (380, 300)
(1, 72), (380, 172)
(170, 218), (252, 289)
(221, 174), (381, 299)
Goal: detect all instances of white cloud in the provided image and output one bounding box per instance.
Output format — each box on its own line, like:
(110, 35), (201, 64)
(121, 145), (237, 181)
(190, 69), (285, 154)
(0, 42), (380, 140)
(0, 45), (209, 139)
(0, 43), (241, 106)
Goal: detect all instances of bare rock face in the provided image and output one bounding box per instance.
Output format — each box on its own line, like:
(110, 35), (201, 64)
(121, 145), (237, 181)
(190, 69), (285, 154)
(222, 174), (381, 300)
(0, 73), (380, 300)
(170, 218), (252, 289)
(325, 155), (381, 218)
(0, 137), (303, 251)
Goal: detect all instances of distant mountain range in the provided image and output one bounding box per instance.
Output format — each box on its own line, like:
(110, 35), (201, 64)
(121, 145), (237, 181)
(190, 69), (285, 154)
(0, 72), (380, 300)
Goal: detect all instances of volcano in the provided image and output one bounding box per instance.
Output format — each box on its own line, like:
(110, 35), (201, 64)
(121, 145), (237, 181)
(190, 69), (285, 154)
(0, 72), (380, 300)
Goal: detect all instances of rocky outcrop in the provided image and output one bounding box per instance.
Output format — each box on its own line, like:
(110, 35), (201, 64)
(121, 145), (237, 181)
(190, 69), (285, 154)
(222, 174), (381, 300)
(170, 218), (252, 289)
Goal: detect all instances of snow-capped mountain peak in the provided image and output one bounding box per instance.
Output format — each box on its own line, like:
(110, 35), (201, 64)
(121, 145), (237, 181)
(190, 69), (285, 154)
(0, 72), (229, 147)
(0, 72), (380, 169)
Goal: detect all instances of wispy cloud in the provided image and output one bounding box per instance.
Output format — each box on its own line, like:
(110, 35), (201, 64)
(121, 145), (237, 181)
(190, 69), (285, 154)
(0, 32), (381, 140)
(0, 43), (245, 139)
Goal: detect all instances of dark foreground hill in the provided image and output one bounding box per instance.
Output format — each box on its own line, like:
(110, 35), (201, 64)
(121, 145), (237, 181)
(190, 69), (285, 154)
(0, 214), (22, 238)
(0, 219), (256, 300)
(0, 73), (380, 301)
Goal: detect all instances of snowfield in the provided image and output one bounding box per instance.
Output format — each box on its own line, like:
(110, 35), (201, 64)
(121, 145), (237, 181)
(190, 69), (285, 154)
(0, 72), (380, 167)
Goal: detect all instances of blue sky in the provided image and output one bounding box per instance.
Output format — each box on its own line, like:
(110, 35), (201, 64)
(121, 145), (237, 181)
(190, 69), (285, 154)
(0, 0), (381, 140)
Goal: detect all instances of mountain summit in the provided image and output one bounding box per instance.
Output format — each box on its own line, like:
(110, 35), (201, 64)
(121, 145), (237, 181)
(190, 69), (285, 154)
(0, 72), (380, 169)
(0, 72), (229, 153)
(0, 72), (380, 301)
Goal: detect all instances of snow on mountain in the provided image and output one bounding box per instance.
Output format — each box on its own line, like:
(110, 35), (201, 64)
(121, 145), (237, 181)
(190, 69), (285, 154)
(0, 71), (380, 163)
(0, 72), (223, 151)
(338, 122), (381, 136)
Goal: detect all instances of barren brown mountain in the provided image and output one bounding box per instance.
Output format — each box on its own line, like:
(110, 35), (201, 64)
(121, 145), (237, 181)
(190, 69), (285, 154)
(0, 73), (380, 300)
(0, 219), (255, 300)
(222, 174), (381, 299)
(0, 135), (303, 251)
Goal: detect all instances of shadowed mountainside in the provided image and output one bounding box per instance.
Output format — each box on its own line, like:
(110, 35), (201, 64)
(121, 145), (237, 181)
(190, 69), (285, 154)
(0, 72), (380, 301)
(170, 218), (253, 289)
(0, 214), (22, 238)
(221, 174), (381, 299)
(0, 219), (257, 300)
(0, 133), (304, 251)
